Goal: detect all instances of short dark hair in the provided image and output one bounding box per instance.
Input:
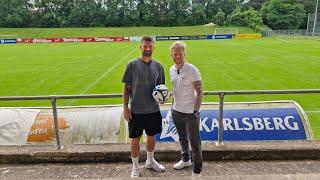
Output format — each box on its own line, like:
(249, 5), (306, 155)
(141, 36), (154, 43)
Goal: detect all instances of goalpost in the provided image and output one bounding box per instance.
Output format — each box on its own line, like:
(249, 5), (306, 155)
(214, 28), (239, 35)
(307, 12), (320, 36)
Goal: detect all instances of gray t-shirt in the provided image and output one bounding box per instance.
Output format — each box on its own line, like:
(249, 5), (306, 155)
(122, 58), (165, 114)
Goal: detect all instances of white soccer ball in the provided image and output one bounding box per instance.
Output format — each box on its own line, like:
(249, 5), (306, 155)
(152, 85), (169, 103)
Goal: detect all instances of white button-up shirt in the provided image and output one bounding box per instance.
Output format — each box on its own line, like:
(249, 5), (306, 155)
(169, 62), (201, 113)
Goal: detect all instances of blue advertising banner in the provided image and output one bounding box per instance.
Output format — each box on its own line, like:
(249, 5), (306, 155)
(157, 108), (307, 142)
(0, 39), (17, 44)
(206, 34), (233, 40)
(156, 35), (207, 41)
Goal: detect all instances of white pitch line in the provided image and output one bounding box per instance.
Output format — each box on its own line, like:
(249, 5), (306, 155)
(68, 48), (136, 105)
(276, 38), (289, 42)
(305, 111), (320, 113)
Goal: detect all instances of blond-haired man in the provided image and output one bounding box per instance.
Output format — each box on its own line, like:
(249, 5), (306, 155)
(169, 41), (203, 176)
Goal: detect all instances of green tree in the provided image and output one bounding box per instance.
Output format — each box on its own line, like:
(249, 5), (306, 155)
(105, 0), (120, 26)
(151, 0), (169, 26)
(94, 0), (108, 26)
(215, 0), (238, 16)
(191, 3), (207, 25)
(243, 0), (268, 10)
(168, 0), (190, 25)
(136, 0), (153, 25)
(227, 7), (246, 26)
(55, 0), (75, 26)
(68, 0), (105, 27)
(297, 0), (317, 28)
(205, 0), (238, 21)
(126, 0), (140, 26)
(214, 8), (226, 26)
(205, 0), (217, 22)
(261, 0), (306, 29)
(0, 0), (32, 27)
(297, 0), (316, 13)
(227, 7), (263, 31)
(33, 0), (76, 27)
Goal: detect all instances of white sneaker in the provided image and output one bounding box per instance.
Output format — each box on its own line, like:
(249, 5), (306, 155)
(173, 159), (192, 170)
(145, 159), (165, 172)
(191, 172), (201, 177)
(131, 167), (139, 178)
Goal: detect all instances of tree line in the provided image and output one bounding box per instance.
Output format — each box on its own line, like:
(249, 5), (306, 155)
(0, 0), (317, 30)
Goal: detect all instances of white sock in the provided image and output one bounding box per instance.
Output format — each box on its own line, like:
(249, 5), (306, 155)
(131, 156), (139, 169)
(146, 151), (154, 164)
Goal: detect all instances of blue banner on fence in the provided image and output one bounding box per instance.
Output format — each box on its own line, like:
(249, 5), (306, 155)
(156, 108), (307, 142)
(206, 34), (233, 40)
(156, 35), (207, 41)
(0, 39), (17, 44)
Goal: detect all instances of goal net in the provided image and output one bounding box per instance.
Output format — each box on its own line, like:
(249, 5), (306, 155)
(307, 12), (320, 36)
(214, 28), (239, 35)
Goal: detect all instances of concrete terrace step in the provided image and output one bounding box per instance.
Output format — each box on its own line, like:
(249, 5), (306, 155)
(1, 141), (320, 164)
(1, 161), (320, 179)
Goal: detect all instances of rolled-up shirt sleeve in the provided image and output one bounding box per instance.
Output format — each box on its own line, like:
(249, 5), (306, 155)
(192, 66), (201, 82)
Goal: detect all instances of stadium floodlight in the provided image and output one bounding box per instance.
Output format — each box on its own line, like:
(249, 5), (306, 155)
(313, 0), (319, 36)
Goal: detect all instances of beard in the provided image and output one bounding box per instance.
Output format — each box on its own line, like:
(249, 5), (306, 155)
(142, 50), (152, 57)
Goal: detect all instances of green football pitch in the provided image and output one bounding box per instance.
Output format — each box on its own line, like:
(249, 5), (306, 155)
(0, 31), (319, 138)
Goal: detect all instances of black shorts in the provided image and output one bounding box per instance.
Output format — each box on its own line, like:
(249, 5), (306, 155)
(128, 111), (163, 138)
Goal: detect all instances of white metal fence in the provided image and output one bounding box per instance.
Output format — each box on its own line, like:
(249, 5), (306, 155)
(262, 29), (320, 38)
(1, 89), (320, 149)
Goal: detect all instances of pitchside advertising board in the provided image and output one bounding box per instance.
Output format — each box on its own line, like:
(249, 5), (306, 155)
(155, 35), (234, 41)
(0, 33), (263, 45)
(234, 33), (262, 39)
(157, 102), (311, 142)
(155, 35), (207, 41)
(0, 101), (312, 145)
(0, 39), (17, 44)
(0, 106), (122, 145)
(16, 37), (130, 43)
(130, 36), (157, 42)
(206, 34), (233, 40)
